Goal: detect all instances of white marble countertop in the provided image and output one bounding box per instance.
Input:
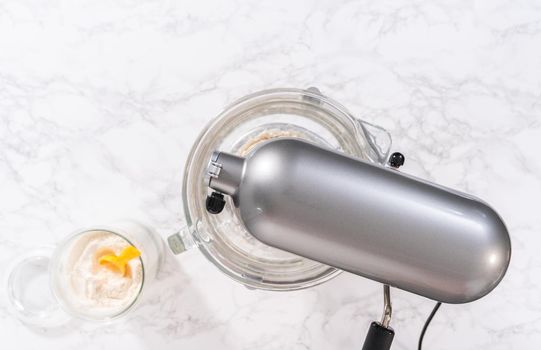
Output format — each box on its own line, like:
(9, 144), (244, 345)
(1, 0), (540, 349)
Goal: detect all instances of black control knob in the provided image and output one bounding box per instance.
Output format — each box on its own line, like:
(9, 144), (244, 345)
(206, 192), (226, 214)
(388, 152), (405, 169)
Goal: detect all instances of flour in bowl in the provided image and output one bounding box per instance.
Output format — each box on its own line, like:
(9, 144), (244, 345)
(62, 230), (143, 315)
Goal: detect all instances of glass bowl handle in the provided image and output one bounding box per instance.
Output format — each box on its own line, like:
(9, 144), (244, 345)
(355, 119), (392, 165)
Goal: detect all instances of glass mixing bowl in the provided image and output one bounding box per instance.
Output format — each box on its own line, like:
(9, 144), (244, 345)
(169, 87), (392, 291)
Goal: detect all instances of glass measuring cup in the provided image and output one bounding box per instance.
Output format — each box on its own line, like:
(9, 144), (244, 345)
(6, 221), (163, 326)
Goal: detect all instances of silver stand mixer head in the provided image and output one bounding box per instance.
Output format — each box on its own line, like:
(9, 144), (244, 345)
(205, 138), (510, 304)
(205, 137), (511, 350)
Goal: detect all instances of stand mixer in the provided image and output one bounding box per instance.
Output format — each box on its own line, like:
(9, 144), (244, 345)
(168, 87), (511, 349)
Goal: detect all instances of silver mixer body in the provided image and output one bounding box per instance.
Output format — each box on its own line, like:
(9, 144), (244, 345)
(208, 138), (511, 303)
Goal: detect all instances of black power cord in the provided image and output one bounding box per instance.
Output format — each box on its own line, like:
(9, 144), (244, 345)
(418, 302), (442, 350)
